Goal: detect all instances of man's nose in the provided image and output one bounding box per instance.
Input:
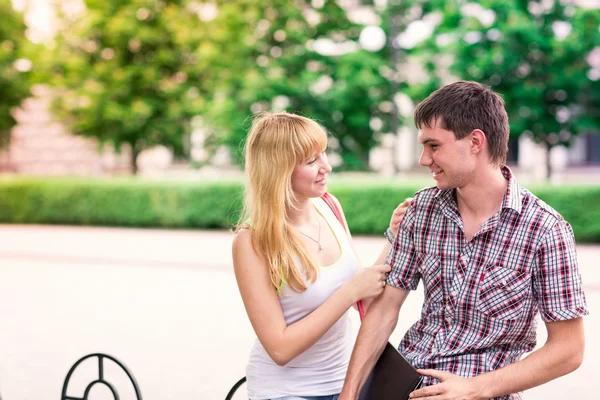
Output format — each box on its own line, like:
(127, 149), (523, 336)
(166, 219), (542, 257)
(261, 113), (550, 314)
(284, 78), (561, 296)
(419, 150), (431, 166)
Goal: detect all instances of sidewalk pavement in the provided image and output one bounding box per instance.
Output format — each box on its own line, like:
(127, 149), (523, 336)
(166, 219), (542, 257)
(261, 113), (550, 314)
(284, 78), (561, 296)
(0, 225), (597, 400)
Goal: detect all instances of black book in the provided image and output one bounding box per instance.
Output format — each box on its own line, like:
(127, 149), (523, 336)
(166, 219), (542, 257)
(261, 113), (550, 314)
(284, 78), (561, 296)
(358, 342), (424, 400)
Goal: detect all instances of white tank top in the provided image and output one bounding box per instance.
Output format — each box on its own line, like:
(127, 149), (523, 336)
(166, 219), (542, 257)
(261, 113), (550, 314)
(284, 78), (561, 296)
(246, 197), (361, 400)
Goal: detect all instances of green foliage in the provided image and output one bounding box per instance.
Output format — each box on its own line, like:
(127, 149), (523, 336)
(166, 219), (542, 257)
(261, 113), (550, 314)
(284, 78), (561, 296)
(41, 0), (438, 171)
(46, 0), (207, 172)
(0, 0), (33, 147)
(30, 0), (600, 176)
(423, 0), (600, 171)
(198, 0), (368, 168)
(0, 178), (244, 228)
(1, 178), (599, 242)
(199, 0), (432, 169)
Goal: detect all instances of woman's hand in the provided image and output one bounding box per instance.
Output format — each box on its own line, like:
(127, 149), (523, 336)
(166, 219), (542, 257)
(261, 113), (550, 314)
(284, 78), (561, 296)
(346, 264), (392, 302)
(389, 198), (413, 238)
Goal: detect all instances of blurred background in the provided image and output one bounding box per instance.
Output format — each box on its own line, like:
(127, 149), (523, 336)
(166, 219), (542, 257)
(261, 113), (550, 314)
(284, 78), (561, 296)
(0, 0), (599, 399)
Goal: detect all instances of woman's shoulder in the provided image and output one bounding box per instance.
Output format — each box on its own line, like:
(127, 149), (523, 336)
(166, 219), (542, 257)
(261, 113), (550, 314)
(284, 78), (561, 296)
(232, 227), (266, 264)
(232, 227), (252, 250)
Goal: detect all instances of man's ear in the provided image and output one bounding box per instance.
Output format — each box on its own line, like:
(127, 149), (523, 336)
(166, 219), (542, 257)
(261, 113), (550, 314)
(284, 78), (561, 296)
(470, 129), (486, 155)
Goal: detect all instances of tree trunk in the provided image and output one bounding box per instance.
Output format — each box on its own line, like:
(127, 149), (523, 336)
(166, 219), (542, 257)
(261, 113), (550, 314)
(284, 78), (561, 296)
(544, 140), (552, 182)
(130, 144), (140, 175)
(389, 12), (401, 175)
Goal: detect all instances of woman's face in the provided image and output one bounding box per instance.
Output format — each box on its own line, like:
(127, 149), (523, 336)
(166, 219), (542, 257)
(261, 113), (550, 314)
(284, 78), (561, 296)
(291, 149), (332, 199)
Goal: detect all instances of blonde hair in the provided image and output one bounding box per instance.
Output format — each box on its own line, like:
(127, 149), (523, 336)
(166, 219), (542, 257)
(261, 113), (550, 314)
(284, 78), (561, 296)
(236, 111), (328, 292)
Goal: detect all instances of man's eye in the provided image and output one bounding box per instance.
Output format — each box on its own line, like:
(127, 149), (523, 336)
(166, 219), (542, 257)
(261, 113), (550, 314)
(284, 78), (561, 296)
(308, 158), (317, 164)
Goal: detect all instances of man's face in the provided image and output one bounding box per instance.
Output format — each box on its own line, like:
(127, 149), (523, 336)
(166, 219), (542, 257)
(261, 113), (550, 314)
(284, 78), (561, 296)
(418, 120), (475, 190)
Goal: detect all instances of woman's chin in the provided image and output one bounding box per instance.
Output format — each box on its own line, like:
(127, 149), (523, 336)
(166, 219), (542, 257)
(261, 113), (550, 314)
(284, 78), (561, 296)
(309, 185), (328, 198)
(316, 184), (328, 195)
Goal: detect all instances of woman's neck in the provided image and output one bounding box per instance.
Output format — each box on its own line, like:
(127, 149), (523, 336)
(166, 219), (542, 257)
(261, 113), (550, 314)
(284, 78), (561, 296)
(287, 197), (315, 226)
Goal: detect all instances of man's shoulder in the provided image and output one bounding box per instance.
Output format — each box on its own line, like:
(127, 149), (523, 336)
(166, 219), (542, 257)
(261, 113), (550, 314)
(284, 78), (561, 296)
(520, 187), (565, 222)
(519, 188), (568, 236)
(413, 185), (441, 204)
(410, 186), (451, 217)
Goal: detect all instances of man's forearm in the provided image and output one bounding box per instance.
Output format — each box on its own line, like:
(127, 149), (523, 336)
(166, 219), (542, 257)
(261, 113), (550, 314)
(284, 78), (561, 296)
(473, 320), (584, 398)
(340, 295), (399, 399)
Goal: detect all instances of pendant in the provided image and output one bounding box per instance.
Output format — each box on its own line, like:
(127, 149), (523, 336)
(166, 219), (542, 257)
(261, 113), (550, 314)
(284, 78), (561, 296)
(319, 244), (322, 251)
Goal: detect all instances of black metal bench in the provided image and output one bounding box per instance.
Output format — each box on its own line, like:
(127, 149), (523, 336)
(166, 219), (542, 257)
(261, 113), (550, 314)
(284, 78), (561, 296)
(225, 377), (246, 400)
(63, 352), (245, 400)
(61, 353), (142, 400)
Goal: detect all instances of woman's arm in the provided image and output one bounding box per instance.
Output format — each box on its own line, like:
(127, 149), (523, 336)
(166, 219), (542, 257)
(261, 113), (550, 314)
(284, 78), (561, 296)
(232, 229), (388, 366)
(328, 195), (411, 311)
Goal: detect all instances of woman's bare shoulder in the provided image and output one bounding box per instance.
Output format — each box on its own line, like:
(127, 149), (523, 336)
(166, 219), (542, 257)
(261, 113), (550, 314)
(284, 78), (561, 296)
(232, 227), (251, 249)
(232, 228), (264, 264)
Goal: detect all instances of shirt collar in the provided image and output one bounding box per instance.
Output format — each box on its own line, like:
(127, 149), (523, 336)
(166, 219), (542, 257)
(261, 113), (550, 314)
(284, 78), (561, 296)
(500, 165), (523, 215)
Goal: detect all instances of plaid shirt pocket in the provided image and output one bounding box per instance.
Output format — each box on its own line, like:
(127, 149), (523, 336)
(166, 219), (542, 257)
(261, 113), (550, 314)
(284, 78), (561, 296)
(477, 264), (531, 321)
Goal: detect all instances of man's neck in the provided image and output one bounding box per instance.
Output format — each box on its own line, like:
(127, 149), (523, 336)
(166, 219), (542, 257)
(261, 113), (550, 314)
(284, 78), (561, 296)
(455, 167), (508, 219)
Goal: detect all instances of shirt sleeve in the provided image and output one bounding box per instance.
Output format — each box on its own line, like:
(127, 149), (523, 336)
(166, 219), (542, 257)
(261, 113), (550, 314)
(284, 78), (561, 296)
(533, 220), (589, 322)
(385, 198), (421, 291)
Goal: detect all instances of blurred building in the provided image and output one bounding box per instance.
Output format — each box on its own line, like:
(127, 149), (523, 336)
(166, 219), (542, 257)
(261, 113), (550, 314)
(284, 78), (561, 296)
(0, 86), (131, 175)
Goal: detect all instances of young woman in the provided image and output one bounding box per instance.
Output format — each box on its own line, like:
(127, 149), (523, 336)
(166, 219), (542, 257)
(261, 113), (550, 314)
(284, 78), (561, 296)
(232, 112), (411, 400)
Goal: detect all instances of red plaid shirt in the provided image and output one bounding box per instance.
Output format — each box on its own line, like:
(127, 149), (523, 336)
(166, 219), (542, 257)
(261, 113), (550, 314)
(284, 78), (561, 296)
(386, 167), (588, 400)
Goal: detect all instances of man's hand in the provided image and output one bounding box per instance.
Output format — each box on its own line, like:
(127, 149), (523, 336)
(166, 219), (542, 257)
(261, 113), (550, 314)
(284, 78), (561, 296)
(409, 369), (485, 400)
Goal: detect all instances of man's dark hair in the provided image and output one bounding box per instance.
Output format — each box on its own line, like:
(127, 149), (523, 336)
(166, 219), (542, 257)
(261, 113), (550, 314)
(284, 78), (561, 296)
(414, 81), (509, 165)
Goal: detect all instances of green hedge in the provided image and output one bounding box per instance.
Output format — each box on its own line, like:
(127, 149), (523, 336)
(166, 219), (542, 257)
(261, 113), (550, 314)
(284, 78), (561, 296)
(0, 177), (598, 242)
(0, 178), (245, 229)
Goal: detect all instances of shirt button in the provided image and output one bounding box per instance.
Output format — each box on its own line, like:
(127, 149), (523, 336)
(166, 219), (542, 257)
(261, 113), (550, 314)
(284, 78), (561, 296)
(451, 289), (457, 297)
(431, 344), (437, 352)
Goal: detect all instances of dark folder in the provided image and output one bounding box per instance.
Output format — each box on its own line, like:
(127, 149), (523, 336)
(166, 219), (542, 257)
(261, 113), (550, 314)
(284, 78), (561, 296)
(358, 342), (424, 400)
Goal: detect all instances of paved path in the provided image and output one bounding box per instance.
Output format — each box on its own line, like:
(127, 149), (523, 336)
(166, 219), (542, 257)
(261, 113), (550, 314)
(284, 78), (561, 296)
(0, 225), (597, 400)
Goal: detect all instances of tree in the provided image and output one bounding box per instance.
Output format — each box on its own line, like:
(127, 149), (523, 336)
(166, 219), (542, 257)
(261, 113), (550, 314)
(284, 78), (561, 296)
(196, 0), (440, 170)
(47, 0), (207, 173)
(197, 0), (376, 169)
(45, 0), (441, 172)
(0, 0), (33, 148)
(426, 0), (600, 179)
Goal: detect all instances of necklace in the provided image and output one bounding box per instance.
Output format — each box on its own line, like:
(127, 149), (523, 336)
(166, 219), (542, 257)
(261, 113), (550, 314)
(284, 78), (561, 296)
(299, 215), (322, 251)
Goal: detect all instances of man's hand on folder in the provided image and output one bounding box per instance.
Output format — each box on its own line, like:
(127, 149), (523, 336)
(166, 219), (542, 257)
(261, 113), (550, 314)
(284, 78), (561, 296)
(409, 369), (485, 400)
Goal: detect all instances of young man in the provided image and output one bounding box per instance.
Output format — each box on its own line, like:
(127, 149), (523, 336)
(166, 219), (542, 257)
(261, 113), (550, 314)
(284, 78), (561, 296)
(340, 81), (588, 400)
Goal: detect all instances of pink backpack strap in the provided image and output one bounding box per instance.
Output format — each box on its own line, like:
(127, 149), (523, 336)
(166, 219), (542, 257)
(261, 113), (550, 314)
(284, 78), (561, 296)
(320, 193), (366, 320)
(321, 192), (347, 232)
